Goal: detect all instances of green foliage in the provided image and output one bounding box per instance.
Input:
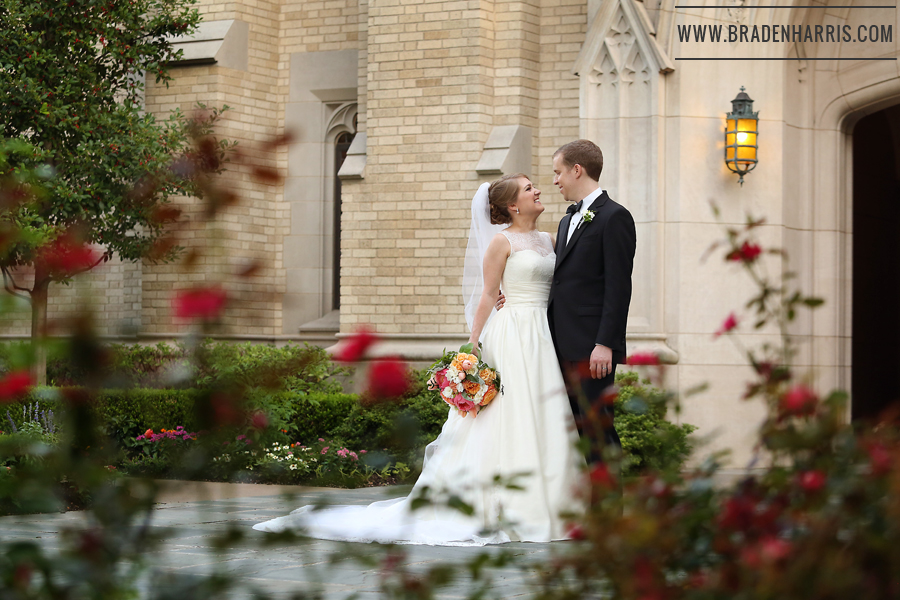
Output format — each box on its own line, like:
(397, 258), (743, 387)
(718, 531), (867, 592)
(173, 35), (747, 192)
(194, 340), (347, 394)
(615, 371), (697, 477)
(1, 340), (347, 393)
(0, 0), (218, 268)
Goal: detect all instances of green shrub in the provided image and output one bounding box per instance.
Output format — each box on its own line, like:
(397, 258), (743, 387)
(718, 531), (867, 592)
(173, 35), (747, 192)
(615, 371), (697, 477)
(1, 340), (348, 393)
(193, 341), (347, 394)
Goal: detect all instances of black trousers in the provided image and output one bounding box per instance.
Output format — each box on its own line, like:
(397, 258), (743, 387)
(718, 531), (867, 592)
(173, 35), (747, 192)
(561, 360), (622, 464)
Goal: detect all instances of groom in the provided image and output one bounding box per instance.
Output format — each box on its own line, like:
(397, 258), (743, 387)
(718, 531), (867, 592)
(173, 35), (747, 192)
(547, 140), (636, 463)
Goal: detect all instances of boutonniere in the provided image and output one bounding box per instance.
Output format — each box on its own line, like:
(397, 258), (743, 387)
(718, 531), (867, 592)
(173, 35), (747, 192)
(577, 209), (595, 229)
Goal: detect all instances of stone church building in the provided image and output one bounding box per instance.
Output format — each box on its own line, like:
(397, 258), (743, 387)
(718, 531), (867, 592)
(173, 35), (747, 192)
(4, 0), (899, 463)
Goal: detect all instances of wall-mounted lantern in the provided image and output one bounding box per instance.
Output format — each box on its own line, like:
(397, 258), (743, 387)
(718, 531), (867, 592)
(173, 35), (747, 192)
(725, 87), (759, 185)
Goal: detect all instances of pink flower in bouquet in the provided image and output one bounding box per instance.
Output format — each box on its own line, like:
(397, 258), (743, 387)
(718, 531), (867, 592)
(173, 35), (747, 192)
(435, 368), (448, 388)
(460, 358), (475, 372)
(456, 397), (476, 415)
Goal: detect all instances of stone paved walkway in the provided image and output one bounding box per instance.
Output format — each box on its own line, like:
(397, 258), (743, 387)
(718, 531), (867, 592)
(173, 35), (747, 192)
(0, 483), (572, 599)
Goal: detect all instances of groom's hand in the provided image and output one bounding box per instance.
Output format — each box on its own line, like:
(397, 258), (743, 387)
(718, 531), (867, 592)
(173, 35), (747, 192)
(590, 344), (613, 379)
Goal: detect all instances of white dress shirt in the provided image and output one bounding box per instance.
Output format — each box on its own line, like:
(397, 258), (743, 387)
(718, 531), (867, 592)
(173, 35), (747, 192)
(566, 186), (604, 245)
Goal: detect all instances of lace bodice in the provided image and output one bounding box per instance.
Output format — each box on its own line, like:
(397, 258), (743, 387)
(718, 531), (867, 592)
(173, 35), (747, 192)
(500, 230), (555, 308)
(501, 229), (555, 257)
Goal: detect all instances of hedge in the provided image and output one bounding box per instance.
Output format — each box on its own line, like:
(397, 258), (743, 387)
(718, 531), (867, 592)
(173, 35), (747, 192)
(2, 371), (695, 479)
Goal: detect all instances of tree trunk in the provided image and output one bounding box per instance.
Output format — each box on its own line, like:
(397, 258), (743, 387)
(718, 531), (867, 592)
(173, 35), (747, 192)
(31, 264), (49, 386)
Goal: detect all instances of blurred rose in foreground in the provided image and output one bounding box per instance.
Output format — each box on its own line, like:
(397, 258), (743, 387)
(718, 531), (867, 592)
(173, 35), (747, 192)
(172, 286), (227, 321)
(780, 384), (818, 417)
(39, 234), (102, 278)
(715, 312), (739, 337)
(334, 328), (378, 362)
(627, 351), (660, 366)
(367, 357), (410, 400)
(0, 370), (33, 402)
(727, 241), (762, 263)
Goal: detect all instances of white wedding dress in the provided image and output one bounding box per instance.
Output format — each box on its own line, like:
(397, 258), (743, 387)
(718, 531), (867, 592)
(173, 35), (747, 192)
(253, 229), (585, 545)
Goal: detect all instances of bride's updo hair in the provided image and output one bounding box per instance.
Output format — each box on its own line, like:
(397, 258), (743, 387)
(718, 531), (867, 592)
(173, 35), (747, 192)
(488, 173), (526, 225)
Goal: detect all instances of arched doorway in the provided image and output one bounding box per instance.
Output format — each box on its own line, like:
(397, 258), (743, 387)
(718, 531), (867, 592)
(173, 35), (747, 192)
(851, 105), (900, 420)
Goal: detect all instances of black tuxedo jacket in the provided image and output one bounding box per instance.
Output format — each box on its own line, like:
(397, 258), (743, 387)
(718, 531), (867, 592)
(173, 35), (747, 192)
(547, 190), (636, 364)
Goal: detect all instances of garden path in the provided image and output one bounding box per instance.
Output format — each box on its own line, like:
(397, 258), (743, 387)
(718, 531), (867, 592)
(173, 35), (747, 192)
(1, 483), (567, 599)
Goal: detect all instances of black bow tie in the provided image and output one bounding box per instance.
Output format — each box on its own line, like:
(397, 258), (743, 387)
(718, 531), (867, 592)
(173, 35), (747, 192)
(566, 200), (583, 216)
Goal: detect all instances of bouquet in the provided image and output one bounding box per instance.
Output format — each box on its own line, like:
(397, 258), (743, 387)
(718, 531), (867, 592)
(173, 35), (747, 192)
(426, 343), (501, 418)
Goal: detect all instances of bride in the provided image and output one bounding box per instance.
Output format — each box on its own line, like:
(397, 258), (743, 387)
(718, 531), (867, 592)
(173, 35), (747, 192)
(253, 174), (585, 545)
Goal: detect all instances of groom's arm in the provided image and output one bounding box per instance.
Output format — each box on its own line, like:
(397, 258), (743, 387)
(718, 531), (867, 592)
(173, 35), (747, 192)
(595, 208), (636, 351)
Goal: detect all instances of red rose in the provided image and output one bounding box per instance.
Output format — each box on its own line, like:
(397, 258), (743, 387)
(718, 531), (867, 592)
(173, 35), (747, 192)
(367, 357), (410, 400)
(867, 442), (893, 476)
(715, 312), (739, 337)
(0, 371), (33, 402)
(589, 463), (615, 488)
(627, 351), (660, 366)
(172, 287), (227, 321)
(797, 470), (826, 493)
(38, 234), (101, 277)
(727, 241), (763, 263)
(334, 328), (378, 362)
(565, 522), (586, 540)
(780, 385), (817, 416)
(718, 495), (756, 531)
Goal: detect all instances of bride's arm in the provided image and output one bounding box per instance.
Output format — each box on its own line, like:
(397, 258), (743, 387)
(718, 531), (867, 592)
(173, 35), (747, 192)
(468, 233), (510, 347)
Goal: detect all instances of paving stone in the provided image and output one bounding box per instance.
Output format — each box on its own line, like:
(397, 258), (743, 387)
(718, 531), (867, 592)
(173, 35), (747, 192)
(0, 485), (569, 598)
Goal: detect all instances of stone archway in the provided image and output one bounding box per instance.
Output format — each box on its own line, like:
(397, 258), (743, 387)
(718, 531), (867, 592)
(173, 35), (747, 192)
(781, 0), (900, 413)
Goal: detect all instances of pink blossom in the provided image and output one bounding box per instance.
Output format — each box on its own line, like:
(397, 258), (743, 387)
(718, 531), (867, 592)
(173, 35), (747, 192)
(715, 312), (739, 337)
(627, 352), (660, 366)
(360, 450), (367, 454)
(334, 327), (378, 362)
(780, 385), (817, 416)
(367, 357), (410, 399)
(172, 286), (227, 321)
(349, 452), (358, 461)
(460, 359), (475, 372)
(321, 447), (330, 454)
(0, 371), (33, 403)
(456, 398), (476, 413)
(435, 369), (448, 388)
(727, 241), (763, 263)
(318, 438), (325, 442)
(798, 470), (826, 493)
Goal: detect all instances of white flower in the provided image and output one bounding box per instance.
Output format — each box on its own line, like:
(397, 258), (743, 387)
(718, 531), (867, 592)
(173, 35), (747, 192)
(442, 387), (454, 399)
(289, 464), (297, 470)
(456, 382), (464, 393)
(446, 366), (460, 381)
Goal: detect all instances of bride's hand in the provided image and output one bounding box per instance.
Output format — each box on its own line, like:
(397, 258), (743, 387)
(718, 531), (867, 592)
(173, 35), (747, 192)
(495, 292), (506, 310)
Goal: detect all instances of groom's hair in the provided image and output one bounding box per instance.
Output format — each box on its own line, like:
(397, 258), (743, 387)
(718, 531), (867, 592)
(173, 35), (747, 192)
(553, 140), (603, 181)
